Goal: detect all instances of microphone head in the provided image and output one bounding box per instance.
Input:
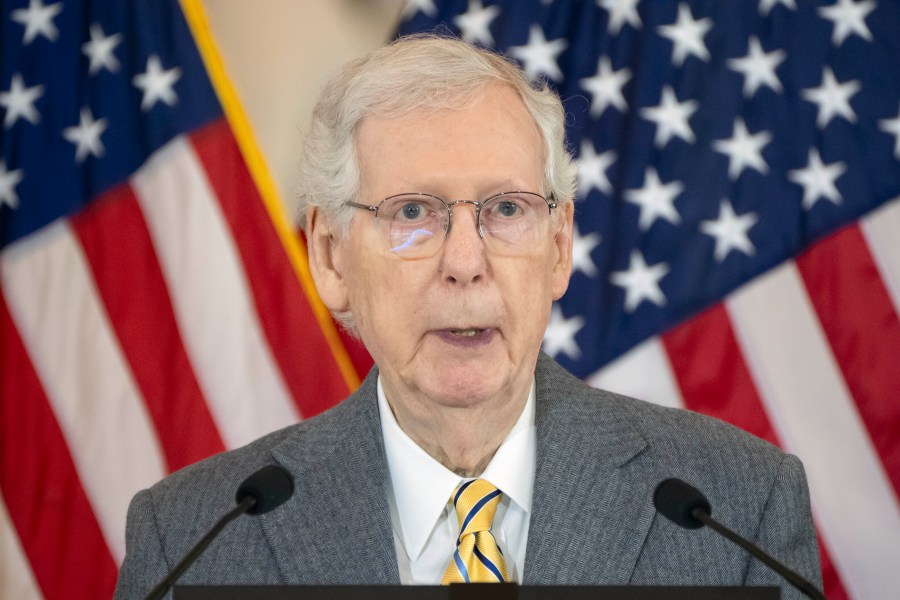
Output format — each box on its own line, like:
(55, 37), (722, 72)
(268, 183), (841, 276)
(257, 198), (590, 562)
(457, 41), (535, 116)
(235, 465), (294, 516)
(653, 478), (711, 530)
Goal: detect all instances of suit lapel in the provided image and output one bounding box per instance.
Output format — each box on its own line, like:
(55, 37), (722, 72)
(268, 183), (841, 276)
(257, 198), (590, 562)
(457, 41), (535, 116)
(524, 356), (657, 585)
(237, 355), (657, 585)
(257, 371), (401, 584)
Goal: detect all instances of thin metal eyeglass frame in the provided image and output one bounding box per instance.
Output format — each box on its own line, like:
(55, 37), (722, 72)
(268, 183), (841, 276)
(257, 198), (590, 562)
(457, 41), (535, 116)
(344, 191), (558, 242)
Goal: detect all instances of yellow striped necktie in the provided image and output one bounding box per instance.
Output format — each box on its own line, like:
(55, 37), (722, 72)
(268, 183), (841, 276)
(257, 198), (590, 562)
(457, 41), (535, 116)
(442, 479), (510, 584)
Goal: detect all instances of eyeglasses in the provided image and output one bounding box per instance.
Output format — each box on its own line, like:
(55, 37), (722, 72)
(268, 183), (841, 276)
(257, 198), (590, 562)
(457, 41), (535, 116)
(345, 191), (558, 258)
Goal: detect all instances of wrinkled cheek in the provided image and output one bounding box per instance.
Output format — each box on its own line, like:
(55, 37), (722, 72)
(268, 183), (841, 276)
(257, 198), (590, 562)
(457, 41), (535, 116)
(351, 290), (413, 368)
(347, 292), (381, 353)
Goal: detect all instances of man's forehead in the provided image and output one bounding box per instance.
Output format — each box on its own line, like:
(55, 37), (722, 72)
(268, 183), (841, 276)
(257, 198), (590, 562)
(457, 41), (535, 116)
(354, 90), (543, 195)
(357, 84), (536, 136)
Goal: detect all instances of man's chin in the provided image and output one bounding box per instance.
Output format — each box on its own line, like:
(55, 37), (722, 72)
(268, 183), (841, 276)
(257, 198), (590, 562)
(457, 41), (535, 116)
(417, 367), (511, 409)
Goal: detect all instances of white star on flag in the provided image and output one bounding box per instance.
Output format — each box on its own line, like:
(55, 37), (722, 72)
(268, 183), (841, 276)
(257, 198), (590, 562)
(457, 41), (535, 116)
(713, 118), (772, 179)
(133, 55), (182, 112)
(400, 0), (437, 20)
(0, 160), (24, 210)
(789, 148), (847, 210)
(572, 224), (602, 277)
(82, 23), (122, 75)
(657, 3), (713, 66)
(727, 37), (786, 98)
(509, 24), (568, 82)
(610, 250), (670, 312)
(543, 304), (585, 360)
(62, 106), (108, 163)
(10, 0), (62, 45)
(879, 103), (900, 159)
(625, 167), (684, 230)
(576, 140), (616, 197)
(817, 0), (875, 46)
(599, 0), (642, 35)
(0, 73), (44, 128)
(580, 56), (631, 117)
(699, 199), (759, 261)
(640, 86), (698, 148)
(758, 0), (796, 15)
(453, 0), (500, 46)
(801, 66), (860, 128)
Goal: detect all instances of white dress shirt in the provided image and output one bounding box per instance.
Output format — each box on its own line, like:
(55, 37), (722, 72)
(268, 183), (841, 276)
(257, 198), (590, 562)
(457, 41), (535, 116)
(377, 376), (536, 584)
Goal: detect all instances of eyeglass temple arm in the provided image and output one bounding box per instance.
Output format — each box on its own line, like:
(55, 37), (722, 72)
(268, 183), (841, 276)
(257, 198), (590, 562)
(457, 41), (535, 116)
(345, 201), (379, 213)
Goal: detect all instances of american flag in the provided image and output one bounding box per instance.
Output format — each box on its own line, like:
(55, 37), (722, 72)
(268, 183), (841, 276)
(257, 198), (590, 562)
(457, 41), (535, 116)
(0, 0), (372, 597)
(399, 1), (900, 598)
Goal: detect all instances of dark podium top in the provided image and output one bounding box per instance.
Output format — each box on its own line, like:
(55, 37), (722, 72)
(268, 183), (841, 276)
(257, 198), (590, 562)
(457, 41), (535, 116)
(174, 584), (779, 599)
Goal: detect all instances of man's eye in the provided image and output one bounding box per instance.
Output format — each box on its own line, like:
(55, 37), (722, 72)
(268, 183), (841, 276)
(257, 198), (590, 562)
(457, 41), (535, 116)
(498, 201), (519, 216)
(399, 203), (424, 220)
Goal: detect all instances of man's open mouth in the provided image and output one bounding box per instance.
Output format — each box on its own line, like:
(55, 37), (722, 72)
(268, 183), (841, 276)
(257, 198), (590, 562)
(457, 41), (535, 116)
(449, 328), (484, 337)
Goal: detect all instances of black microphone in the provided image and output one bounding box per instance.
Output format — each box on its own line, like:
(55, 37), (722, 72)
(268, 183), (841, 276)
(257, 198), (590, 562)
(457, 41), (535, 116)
(143, 465), (294, 600)
(653, 478), (826, 600)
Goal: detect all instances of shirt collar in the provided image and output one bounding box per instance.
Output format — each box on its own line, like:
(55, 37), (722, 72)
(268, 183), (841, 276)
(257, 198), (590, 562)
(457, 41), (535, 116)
(378, 376), (536, 561)
(481, 388), (535, 516)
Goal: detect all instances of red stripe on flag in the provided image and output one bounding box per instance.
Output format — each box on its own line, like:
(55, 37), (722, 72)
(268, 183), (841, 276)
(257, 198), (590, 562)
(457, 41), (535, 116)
(0, 293), (118, 599)
(663, 304), (778, 444)
(819, 557), (850, 600)
(190, 119), (352, 417)
(71, 187), (226, 472)
(796, 224), (900, 500)
(663, 304), (849, 599)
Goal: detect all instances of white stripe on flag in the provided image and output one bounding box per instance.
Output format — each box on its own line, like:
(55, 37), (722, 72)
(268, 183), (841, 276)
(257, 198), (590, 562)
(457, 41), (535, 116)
(0, 492), (42, 600)
(0, 220), (167, 562)
(726, 260), (900, 600)
(131, 136), (300, 449)
(860, 196), (900, 315)
(586, 336), (685, 409)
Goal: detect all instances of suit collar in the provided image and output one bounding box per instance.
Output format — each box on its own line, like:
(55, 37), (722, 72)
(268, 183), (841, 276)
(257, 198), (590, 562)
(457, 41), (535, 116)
(259, 368), (401, 584)
(245, 354), (657, 585)
(524, 353), (656, 584)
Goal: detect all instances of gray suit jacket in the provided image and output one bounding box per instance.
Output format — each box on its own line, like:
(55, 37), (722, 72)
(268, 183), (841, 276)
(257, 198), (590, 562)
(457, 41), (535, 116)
(115, 354), (822, 598)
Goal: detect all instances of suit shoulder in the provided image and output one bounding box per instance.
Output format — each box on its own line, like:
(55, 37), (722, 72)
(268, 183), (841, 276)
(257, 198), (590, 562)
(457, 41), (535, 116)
(142, 391), (372, 515)
(536, 353), (791, 478)
(142, 423), (296, 517)
(626, 395), (785, 466)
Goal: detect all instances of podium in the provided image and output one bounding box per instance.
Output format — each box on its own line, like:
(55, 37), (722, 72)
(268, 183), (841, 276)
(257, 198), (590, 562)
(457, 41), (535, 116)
(174, 585), (779, 599)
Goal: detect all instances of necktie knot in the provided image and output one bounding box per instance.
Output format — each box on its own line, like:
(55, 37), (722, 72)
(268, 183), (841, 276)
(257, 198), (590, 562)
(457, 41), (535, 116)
(443, 479), (509, 584)
(452, 479), (503, 537)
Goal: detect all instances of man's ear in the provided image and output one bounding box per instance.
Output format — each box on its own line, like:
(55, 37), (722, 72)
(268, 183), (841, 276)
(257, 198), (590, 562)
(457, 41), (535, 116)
(551, 200), (575, 300)
(306, 207), (350, 313)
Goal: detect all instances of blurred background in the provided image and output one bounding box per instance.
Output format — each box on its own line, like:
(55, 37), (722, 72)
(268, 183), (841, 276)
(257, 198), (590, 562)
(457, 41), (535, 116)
(203, 0), (402, 220)
(1, 1), (898, 599)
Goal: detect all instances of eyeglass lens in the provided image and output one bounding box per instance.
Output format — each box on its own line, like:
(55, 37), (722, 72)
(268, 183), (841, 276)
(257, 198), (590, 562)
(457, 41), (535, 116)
(377, 192), (550, 257)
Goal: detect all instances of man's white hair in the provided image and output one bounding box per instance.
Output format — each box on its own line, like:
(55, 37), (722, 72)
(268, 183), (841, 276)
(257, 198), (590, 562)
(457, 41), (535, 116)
(296, 33), (576, 332)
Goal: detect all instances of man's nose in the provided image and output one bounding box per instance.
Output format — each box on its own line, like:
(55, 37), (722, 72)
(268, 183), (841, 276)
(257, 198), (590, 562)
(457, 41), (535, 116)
(440, 203), (487, 285)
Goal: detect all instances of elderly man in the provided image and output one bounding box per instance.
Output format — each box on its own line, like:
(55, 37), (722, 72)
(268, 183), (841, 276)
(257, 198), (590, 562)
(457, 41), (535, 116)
(115, 35), (821, 597)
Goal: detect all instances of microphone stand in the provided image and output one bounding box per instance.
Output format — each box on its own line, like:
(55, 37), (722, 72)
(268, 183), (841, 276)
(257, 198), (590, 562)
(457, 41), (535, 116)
(690, 507), (827, 600)
(143, 495), (257, 600)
